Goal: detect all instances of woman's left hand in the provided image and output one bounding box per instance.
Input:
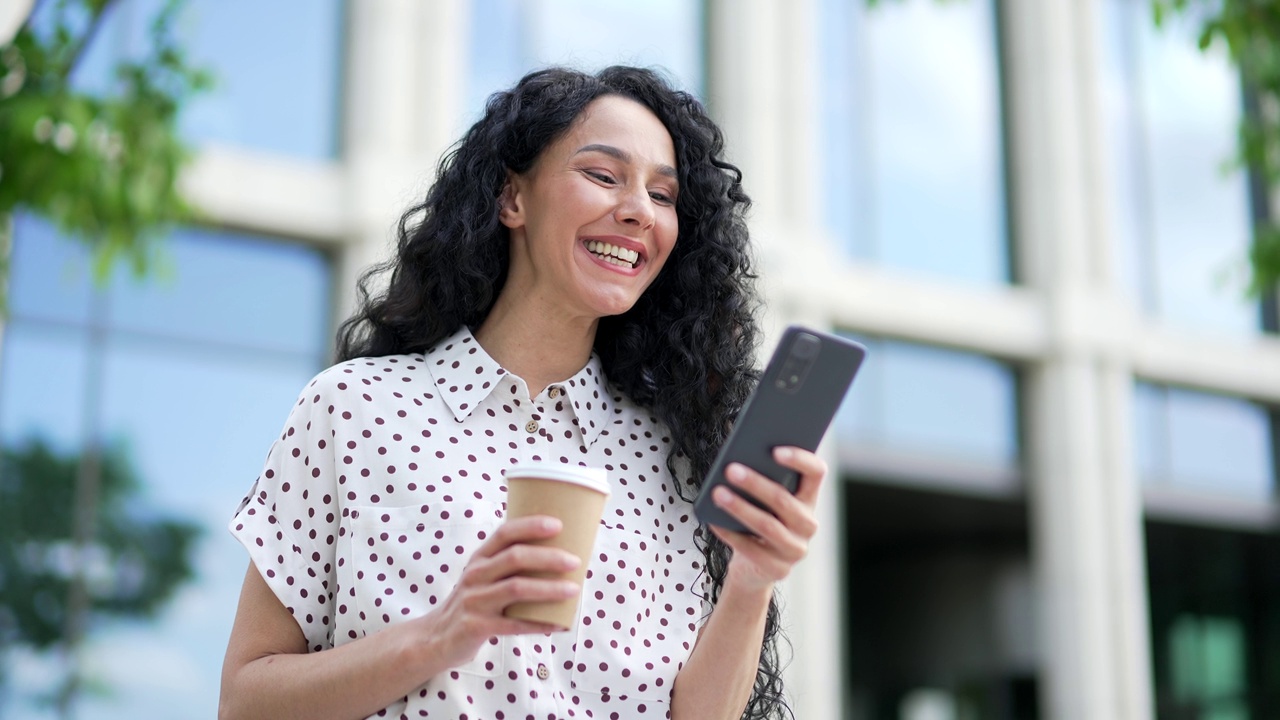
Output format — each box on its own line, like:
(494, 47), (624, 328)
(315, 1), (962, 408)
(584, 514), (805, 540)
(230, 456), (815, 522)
(708, 446), (827, 593)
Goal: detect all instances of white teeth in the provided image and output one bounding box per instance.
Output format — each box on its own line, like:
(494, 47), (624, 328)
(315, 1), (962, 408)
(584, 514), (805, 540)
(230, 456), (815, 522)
(586, 240), (639, 267)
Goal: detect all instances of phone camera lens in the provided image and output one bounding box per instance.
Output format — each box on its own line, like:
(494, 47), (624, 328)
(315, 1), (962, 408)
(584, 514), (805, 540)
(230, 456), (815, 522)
(793, 334), (820, 359)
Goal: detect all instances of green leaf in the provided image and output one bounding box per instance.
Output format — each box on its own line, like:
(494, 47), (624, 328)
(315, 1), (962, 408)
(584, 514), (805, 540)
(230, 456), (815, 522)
(0, 0), (209, 308)
(1249, 225), (1280, 296)
(1199, 26), (1214, 51)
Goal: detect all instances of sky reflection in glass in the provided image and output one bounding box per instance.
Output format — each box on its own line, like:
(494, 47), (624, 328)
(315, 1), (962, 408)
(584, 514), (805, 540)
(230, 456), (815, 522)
(0, 225), (331, 717)
(1097, 0), (1259, 335)
(69, 0), (344, 159)
(465, 0), (704, 123)
(820, 0), (1008, 286)
(836, 335), (1019, 469)
(1134, 382), (1274, 500)
(7, 214), (94, 325)
(106, 226), (331, 356)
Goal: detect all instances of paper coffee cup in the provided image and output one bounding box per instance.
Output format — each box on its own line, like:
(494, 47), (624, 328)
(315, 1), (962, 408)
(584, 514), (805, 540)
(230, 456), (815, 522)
(502, 463), (610, 630)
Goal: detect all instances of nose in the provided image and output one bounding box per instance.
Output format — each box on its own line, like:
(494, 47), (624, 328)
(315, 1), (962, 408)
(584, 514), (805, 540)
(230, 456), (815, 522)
(614, 186), (655, 229)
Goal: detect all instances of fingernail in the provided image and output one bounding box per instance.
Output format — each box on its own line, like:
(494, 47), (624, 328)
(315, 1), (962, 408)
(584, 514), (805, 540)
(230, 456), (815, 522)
(726, 464), (746, 483)
(541, 517), (562, 532)
(714, 486), (735, 505)
(560, 581), (580, 595)
(775, 447), (793, 461)
(562, 554), (581, 569)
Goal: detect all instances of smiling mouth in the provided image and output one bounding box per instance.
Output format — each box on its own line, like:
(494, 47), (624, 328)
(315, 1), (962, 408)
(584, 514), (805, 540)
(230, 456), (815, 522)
(585, 240), (640, 269)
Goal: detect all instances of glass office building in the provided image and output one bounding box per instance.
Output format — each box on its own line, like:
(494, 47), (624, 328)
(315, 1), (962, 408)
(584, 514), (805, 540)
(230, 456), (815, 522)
(2, 1), (1276, 718)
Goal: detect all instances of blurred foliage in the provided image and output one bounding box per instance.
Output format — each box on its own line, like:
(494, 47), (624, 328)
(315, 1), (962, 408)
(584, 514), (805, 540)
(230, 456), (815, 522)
(0, 438), (201, 706)
(1153, 0), (1280, 296)
(0, 0), (209, 308)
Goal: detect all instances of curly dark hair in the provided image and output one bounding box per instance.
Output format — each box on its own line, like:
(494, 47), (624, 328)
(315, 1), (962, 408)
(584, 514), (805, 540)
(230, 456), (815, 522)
(336, 65), (789, 719)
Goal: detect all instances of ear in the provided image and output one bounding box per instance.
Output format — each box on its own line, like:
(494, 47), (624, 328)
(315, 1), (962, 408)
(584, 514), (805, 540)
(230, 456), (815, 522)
(497, 173), (524, 229)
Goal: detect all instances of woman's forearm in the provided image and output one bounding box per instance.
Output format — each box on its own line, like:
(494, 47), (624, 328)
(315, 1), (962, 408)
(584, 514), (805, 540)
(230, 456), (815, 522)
(670, 577), (774, 720)
(671, 449), (827, 718)
(219, 626), (449, 720)
(218, 563), (460, 720)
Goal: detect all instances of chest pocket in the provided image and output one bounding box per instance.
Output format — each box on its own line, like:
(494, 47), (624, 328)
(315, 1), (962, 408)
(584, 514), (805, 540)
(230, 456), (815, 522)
(348, 500), (507, 678)
(570, 522), (703, 702)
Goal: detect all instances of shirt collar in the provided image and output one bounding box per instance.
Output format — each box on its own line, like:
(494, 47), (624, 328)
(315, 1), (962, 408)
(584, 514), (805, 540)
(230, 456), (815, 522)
(423, 327), (505, 422)
(556, 353), (614, 447)
(424, 327), (616, 446)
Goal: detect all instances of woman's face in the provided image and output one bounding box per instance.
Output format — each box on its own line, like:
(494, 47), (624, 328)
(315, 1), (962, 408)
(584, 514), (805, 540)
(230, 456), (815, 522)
(499, 95), (679, 322)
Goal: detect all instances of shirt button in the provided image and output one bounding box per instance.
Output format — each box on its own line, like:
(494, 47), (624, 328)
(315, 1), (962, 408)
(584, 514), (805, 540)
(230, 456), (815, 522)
(525, 420), (539, 433)
(537, 663), (550, 680)
(548, 386), (561, 399)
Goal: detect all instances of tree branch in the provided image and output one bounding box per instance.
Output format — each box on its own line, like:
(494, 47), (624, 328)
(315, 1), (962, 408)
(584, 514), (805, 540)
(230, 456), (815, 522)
(59, 0), (117, 81)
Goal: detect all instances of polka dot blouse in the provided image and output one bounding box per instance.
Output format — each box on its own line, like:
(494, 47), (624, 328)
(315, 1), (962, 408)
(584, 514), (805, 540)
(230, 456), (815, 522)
(230, 326), (710, 719)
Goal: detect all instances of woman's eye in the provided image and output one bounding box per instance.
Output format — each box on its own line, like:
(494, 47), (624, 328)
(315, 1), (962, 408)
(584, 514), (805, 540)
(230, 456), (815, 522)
(585, 170), (616, 185)
(650, 191), (674, 205)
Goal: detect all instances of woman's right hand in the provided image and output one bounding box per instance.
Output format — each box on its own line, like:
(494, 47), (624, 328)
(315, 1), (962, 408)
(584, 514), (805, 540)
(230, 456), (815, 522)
(415, 515), (580, 670)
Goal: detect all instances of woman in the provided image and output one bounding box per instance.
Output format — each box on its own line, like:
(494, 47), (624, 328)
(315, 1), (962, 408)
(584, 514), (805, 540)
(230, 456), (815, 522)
(220, 66), (826, 720)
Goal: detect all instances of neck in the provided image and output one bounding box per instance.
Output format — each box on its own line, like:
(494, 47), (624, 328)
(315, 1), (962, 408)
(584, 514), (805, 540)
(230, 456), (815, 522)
(473, 292), (599, 398)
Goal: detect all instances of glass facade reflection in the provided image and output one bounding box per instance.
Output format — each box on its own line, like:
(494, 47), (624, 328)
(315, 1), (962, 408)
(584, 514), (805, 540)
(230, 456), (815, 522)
(178, 0), (345, 158)
(819, 0), (1009, 285)
(7, 213), (95, 325)
(0, 219), (332, 717)
(1134, 381), (1275, 501)
(836, 335), (1020, 472)
(465, 0), (706, 117)
(71, 0), (345, 159)
(1098, 0), (1261, 335)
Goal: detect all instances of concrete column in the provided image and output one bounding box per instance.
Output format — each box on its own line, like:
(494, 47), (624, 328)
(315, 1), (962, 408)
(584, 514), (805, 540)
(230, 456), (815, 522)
(335, 0), (468, 343)
(706, 0), (825, 259)
(1002, 0), (1153, 718)
(1099, 356), (1156, 720)
(761, 294), (845, 720)
(706, 0), (787, 232)
(708, 2), (843, 718)
(1024, 358), (1119, 719)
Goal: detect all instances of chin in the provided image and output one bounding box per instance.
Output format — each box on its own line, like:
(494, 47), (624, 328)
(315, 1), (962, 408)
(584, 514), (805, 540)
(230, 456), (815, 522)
(589, 295), (642, 319)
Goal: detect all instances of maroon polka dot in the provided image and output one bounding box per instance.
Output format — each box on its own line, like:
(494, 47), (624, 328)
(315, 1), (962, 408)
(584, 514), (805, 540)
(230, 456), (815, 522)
(229, 327), (705, 716)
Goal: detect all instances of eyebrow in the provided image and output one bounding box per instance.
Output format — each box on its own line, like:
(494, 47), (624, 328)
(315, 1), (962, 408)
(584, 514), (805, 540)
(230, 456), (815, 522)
(574, 143), (678, 181)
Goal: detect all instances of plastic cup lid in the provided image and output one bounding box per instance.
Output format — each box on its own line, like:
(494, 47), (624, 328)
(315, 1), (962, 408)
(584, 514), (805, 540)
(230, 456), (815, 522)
(504, 463), (610, 496)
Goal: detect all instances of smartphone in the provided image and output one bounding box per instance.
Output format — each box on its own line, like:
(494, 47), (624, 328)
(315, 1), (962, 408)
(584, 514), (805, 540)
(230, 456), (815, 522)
(693, 326), (867, 533)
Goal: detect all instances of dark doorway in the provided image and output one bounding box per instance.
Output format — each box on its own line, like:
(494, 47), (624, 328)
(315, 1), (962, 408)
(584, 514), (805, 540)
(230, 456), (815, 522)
(842, 479), (1039, 720)
(1146, 520), (1280, 720)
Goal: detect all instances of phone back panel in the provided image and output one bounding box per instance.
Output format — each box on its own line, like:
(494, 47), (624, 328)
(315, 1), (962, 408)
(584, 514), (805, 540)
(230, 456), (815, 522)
(693, 326), (867, 532)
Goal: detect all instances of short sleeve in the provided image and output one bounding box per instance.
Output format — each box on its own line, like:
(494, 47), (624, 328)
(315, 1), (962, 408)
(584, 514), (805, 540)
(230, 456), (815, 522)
(229, 369), (342, 652)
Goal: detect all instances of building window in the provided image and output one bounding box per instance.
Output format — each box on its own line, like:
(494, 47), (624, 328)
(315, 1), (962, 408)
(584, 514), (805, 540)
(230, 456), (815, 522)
(835, 338), (1029, 719)
(1098, 0), (1262, 335)
(465, 0), (706, 118)
(818, 0), (1010, 286)
(1134, 381), (1275, 503)
(836, 335), (1021, 490)
(0, 217), (332, 715)
(70, 0), (346, 159)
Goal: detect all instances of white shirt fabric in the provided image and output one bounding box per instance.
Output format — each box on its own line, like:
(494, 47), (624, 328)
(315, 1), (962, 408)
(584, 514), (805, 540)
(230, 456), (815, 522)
(230, 326), (710, 720)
